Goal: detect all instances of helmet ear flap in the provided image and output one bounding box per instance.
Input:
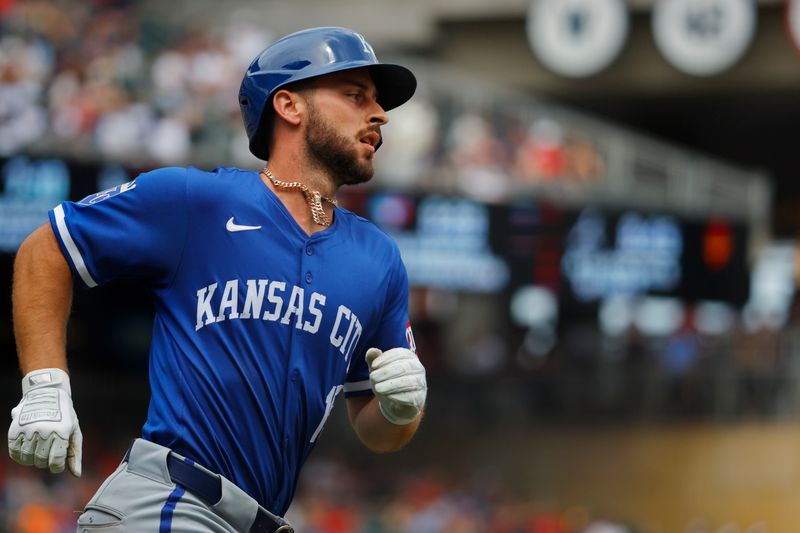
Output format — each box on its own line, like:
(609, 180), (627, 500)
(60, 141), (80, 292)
(249, 107), (274, 162)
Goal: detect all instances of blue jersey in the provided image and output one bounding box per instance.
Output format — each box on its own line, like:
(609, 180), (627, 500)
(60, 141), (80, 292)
(48, 166), (413, 515)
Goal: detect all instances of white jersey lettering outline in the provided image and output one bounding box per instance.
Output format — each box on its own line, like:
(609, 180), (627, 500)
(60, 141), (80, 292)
(263, 281), (286, 321)
(303, 292), (326, 334)
(196, 283), (218, 330)
(280, 285), (305, 328)
(240, 279), (268, 319)
(216, 279), (240, 322)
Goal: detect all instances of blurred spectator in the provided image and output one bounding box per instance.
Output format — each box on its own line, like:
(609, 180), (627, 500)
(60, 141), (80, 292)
(374, 98), (439, 189)
(563, 132), (604, 184)
(735, 323), (782, 416)
(657, 310), (701, 415)
(445, 111), (511, 202)
(514, 119), (604, 188)
(0, 36), (50, 155)
(515, 118), (568, 183)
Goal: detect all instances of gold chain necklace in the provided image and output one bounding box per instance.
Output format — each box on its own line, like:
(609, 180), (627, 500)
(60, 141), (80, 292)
(261, 167), (338, 227)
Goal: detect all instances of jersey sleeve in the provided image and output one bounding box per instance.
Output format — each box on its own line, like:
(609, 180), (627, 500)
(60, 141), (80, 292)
(343, 247), (413, 398)
(48, 167), (189, 289)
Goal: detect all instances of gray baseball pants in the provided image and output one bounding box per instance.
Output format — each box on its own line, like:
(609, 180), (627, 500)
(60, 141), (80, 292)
(76, 438), (292, 533)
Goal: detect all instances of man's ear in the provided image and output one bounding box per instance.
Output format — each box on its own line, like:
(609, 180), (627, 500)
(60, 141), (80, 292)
(272, 89), (307, 127)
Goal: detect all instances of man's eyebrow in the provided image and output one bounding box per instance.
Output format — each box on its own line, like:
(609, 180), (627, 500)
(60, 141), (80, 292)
(339, 77), (379, 100)
(343, 79), (370, 91)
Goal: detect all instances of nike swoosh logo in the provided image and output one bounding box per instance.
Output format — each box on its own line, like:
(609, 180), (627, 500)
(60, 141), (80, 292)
(226, 217), (262, 232)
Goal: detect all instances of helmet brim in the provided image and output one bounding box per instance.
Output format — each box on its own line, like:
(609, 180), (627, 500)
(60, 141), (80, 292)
(367, 63), (417, 112)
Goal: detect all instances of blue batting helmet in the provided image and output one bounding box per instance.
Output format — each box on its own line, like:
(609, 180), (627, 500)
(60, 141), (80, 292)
(239, 26), (417, 161)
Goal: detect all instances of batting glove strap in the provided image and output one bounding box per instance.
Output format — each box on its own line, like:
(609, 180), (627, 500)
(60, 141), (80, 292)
(8, 368), (83, 477)
(21, 367), (72, 395)
(366, 347), (427, 426)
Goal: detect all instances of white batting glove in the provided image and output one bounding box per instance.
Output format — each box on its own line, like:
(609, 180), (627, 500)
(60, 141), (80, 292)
(366, 347), (427, 425)
(8, 368), (82, 477)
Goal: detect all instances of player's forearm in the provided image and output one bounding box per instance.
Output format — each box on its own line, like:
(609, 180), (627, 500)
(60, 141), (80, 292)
(349, 397), (422, 453)
(12, 224), (74, 374)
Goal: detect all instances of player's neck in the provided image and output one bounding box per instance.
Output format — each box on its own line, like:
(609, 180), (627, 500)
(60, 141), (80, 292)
(259, 159), (337, 236)
(265, 159), (337, 199)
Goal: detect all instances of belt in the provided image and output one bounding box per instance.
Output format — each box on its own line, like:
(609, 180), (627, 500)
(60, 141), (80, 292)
(123, 447), (293, 533)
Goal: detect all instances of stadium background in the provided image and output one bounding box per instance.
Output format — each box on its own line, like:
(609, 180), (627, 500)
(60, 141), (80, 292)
(2, 0), (800, 531)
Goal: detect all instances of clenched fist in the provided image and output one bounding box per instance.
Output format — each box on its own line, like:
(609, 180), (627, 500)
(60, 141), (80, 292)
(8, 368), (82, 476)
(366, 347), (426, 425)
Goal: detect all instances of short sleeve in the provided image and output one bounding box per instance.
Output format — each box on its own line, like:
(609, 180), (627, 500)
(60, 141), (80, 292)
(343, 247), (413, 398)
(48, 167), (188, 289)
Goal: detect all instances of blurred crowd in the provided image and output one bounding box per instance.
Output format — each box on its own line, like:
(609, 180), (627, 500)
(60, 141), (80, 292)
(414, 296), (800, 427)
(515, 312), (794, 422)
(286, 458), (636, 533)
(0, 0), (606, 199)
(0, 0), (270, 166)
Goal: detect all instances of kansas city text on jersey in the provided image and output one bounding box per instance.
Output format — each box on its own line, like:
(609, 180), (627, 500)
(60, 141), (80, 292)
(195, 279), (363, 361)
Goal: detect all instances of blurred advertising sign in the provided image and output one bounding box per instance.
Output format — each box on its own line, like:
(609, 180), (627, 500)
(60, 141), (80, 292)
(366, 197), (750, 304)
(652, 0), (757, 76)
(526, 0), (629, 78)
(368, 193), (510, 293)
(560, 208), (749, 306)
(0, 156), (69, 252)
(680, 218), (749, 305)
(0, 156), (131, 253)
(561, 209), (683, 302)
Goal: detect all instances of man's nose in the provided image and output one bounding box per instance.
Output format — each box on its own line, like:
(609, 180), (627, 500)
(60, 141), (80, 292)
(369, 102), (389, 126)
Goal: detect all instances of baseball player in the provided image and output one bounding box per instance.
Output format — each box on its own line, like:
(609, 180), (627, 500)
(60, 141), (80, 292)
(7, 27), (427, 532)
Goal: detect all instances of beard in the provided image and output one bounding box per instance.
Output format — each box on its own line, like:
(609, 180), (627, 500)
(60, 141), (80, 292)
(304, 100), (376, 187)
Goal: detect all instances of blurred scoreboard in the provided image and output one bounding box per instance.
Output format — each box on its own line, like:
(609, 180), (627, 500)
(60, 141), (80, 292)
(349, 190), (750, 307)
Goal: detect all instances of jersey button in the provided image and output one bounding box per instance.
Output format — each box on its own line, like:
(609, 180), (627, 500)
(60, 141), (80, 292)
(291, 370), (299, 382)
(305, 272), (313, 283)
(305, 245), (314, 256)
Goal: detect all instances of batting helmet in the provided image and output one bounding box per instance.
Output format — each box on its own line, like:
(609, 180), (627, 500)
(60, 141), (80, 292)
(239, 26), (417, 161)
